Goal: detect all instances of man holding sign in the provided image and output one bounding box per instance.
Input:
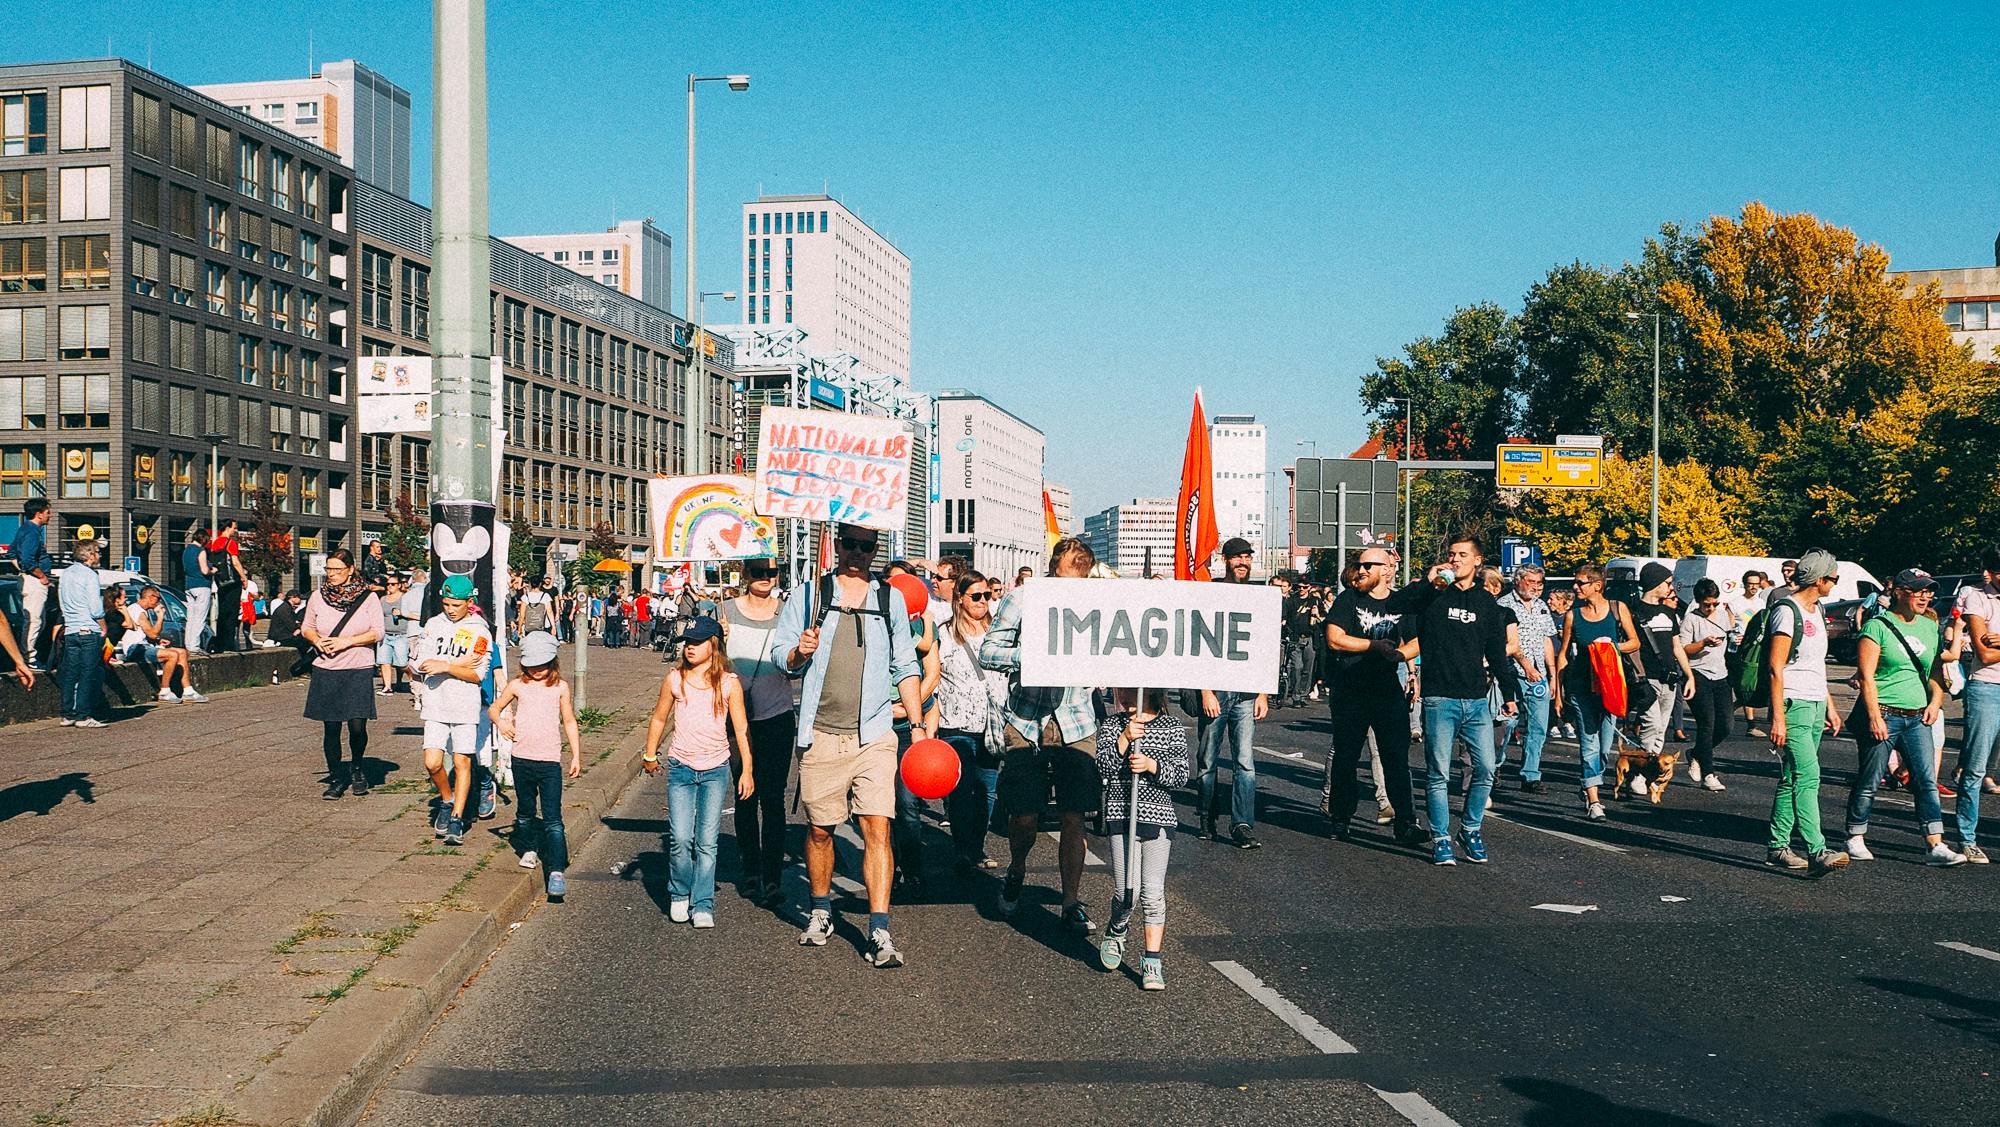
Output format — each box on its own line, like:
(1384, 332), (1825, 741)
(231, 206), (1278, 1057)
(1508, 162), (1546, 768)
(771, 523), (925, 969)
(980, 538), (1105, 932)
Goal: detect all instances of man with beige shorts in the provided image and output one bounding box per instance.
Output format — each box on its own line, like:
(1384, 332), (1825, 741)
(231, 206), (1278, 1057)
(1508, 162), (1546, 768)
(772, 524), (925, 968)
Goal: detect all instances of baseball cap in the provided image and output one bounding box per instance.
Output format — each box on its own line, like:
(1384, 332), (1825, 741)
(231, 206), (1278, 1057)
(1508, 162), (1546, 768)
(440, 574), (476, 599)
(1221, 537), (1254, 557)
(1894, 567), (1936, 591)
(681, 615), (722, 644)
(519, 631), (559, 667)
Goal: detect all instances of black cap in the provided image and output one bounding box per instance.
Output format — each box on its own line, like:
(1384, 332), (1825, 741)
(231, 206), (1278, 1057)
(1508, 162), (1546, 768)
(1221, 537), (1254, 558)
(1639, 562), (1673, 591)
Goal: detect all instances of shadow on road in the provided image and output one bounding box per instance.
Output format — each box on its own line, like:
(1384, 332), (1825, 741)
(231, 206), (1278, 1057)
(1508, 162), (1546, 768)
(1858, 976), (2000, 1047)
(0, 771), (95, 821)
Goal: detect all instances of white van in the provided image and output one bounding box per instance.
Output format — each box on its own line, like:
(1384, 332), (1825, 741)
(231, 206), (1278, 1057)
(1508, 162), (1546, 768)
(1672, 555), (1883, 603)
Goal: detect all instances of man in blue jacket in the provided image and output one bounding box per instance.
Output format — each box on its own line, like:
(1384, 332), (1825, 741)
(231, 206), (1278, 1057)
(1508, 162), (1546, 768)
(771, 523), (925, 969)
(3, 500), (56, 668)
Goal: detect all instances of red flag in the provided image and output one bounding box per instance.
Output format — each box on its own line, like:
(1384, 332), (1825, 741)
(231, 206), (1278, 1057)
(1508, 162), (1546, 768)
(1173, 390), (1219, 581)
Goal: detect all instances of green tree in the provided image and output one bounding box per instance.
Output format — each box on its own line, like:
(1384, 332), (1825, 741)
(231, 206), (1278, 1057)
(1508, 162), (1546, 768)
(378, 491), (430, 572)
(1506, 454), (1765, 573)
(506, 511), (537, 576)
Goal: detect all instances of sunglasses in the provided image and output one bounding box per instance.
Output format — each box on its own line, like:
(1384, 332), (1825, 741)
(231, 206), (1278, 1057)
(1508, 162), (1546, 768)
(1358, 560), (1390, 569)
(837, 537), (877, 552)
(963, 591), (992, 602)
(745, 567), (777, 578)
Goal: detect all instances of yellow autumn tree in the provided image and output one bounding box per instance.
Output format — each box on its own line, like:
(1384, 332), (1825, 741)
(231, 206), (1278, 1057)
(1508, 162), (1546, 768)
(1506, 453), (1765, 572)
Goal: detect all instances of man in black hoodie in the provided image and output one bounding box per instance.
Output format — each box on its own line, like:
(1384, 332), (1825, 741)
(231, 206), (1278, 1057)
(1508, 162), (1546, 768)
(1406, 533), (1519, 866)
(1322, 545), (1434, 846)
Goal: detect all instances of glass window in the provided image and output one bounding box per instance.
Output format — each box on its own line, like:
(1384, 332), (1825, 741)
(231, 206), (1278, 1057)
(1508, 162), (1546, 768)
(0, 445), (47, 498)
(270, 282), (291, 332)
(129, 309), (161, 365)
(579, 249), (593, 262)
(299, 292), (322, 340)
(0, 308), (48, 360)
(170, 107), (197, 172)
(204, 263), (227, 314)
(603, 248), (619, 262)
(58, 85), (111, 151)
(300, 165), (323, 222)
(1, 91), (48, 155)
(60, 444), (110, 498)
(300, 233), (323, 281)
(169, 184), (197, 239)
(0, 238), (46, 292)
(205, 197), (229, 250)
(169, 316), (195, 370)
(130, 380), (162, 431)
(130, 90), (162, 160)
(57, 165), (110, 221)
(58, 235), (110, 290)
(0, 376), (47, 428)
(58, 373), (110, 428)
(0, 170), (47, 224)
(205, 122), (231, 183)
(1966, 302), (1989, 331)
(264, 103), (285, 122)
(238, 334), (261, 385)
(296, 101), (318, 123)
(132, 447), (159, 500)
(169, 251), (196, 306)
(169, 450), (195, 503)
(237, 136), (262, 198)
(129, 239), (161, 296)
(236, 272), (260, 322)
(820, 210), (828, 229)
(270, 152), (291, 211)
(1945, 301), (1965, 329)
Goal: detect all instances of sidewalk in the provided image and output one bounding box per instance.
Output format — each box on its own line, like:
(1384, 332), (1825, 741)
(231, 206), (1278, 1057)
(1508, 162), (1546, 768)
(0, 642), (670, 1127)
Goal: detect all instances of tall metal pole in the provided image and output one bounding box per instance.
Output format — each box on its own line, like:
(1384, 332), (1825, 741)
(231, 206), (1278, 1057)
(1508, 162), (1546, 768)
(683, 75), (701, 476)
(430, 0), (496, 617)
(1649, 312), (1660, 557)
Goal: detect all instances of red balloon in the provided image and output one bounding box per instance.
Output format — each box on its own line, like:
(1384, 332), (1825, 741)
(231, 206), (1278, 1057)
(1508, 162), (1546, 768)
(887, 572), (929, 619)
(900, 737), (960, 800)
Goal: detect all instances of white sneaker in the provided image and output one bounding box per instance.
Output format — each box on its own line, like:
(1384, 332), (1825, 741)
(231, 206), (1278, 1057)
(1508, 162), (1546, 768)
(1846, 835), (1873, 861)
(181, 688), (209, 703)
(157, 688), (178, 702)
(1703, 774), (1726, 792)
(74, 718), (106, 729)
(1587, 801), (1606, 822)
(691, 911), (715, 929)
(518, 850), (539, 869)
(669, 899), (690, 923)
(1687, 762), (1703, 783)
(798, 908), (835, 946)
(1927, 842), (1968, 867)
(1629, 774), (1650, 798)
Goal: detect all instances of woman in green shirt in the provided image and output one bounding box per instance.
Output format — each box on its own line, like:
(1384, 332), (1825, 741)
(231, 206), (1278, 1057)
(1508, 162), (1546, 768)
(1844, 569), (1965, 866)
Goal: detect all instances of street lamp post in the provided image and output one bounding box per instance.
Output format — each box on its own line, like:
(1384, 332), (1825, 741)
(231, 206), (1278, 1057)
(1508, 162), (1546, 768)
(1385, 397), (1413, 585)
(684, 73), (750, 477)
(1626, 311), (1663, 557)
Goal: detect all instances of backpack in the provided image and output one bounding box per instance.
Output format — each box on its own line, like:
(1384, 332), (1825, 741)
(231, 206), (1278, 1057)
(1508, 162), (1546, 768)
(1733, 596), (1804, 703)
(520, 596), (549, 634)
(813, 572), (895, 634)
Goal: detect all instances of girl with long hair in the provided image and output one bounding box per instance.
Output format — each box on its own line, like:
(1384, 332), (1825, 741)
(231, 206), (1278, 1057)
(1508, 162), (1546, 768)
(642, 616), (753, 928)
(490, 632), (584, 900)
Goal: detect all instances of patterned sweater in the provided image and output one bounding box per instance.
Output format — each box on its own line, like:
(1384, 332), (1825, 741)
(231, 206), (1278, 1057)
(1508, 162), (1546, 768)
(1094, 713), (1191, 830)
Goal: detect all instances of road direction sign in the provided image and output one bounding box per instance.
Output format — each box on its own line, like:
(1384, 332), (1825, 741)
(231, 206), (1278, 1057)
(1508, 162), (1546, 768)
(1292, 458), (1400, 552)
(1495, 440), (1604, 490)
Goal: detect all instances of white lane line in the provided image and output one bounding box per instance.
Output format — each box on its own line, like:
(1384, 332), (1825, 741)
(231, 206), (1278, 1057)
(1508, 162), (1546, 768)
(1938, 940), (2000, 963)
(1209, 959), (1463, 1126)
(1253, 745), (1308, 761)
(1209, 960), (1358, 1054)
(1483, 811), (1628, 854)
(832, 875), (866, 895)
(1045, 830), (1105, 867)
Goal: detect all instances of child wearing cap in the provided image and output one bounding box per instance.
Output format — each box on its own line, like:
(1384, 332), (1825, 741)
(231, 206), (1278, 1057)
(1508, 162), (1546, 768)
(641, 615), (754, 928)
(417, 574), (495, 845)
(490, 631), (584, 899)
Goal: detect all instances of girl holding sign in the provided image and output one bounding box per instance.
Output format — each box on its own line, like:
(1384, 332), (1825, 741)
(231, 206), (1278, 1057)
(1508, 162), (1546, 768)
(1095, 687), (1190, 991)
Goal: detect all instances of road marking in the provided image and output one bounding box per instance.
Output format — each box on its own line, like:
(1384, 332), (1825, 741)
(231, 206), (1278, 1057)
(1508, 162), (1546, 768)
(1254, 745), (1308, 761)
(1482, 811), (1628, 854)
(1209, 959), (1463, 1126)
(1209, 960), (1357, 1053)
(1938, 940), (2000, 963)
(1046, 831), (1105, 867)
(832, 875), (866, 895)
(1532, 903), (1599, 914)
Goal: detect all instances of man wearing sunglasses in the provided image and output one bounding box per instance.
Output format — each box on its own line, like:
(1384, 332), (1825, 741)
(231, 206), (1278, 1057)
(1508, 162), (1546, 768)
(772, 523), (926, 968)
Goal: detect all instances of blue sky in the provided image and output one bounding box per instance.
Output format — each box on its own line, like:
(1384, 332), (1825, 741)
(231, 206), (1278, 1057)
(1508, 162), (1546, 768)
(19, 2), (2000, 529)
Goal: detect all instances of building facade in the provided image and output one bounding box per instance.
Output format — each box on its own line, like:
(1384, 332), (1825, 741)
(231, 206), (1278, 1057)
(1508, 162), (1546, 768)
(741, 194), (910, 378)
(932, 390), (1045, 580)
(1897, 264), (2000, 362)
(0, 59), (356, 578)
(505, 218), (672, 312)
(193, 60), (412, 197)
(1081, 497), (1174, 578)
(351, 182), (725, 559)
(1045, 479), (1073, 538)
(1210, 412), (1267, 576)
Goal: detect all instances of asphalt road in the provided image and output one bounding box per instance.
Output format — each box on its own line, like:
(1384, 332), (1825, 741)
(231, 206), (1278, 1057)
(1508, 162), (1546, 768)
(363, 691), (2000, 1126)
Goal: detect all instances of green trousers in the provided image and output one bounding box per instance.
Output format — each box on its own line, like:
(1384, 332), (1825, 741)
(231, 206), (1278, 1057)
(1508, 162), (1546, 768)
(1767, 698), (1827, 854)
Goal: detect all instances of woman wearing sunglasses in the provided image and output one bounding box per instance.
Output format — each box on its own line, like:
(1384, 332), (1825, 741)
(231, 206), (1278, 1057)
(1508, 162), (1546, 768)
(723, 559), (797, 906)
(935, 571), (1009, 873)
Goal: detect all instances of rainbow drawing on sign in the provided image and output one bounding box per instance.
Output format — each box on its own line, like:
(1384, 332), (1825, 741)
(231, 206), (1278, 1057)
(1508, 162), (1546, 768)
(649, 475), (776, 562)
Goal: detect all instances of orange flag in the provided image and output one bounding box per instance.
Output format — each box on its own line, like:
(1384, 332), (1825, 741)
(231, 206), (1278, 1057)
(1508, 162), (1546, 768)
(1173, 389), (1219, 581)
(1042, 488), (1062, 554)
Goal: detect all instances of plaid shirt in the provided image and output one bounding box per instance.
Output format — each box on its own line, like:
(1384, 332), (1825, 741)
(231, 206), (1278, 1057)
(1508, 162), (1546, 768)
(1498, 591), (1556, 677)
(978, 588), (1099, 746)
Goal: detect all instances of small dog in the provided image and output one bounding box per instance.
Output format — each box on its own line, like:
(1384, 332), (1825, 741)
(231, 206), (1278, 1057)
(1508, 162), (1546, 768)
(1614, 745), (1678, 804)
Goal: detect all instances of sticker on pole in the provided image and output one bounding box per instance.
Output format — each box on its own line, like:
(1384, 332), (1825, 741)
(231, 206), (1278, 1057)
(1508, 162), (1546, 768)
(752, 407), (913, 532)
(648, 475), (778, 562)
(1017, 578), (1281, 695)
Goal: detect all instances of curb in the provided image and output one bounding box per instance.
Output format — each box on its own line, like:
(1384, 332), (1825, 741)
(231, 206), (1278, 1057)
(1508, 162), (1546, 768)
(234, 714), (654, 1127)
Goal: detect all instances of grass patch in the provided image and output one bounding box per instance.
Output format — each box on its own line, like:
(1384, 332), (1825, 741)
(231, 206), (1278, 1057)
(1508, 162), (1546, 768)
(272, 912), (337, 955)
(154, 1106), (250, 1127)
(306, 964), (369, 1002)
(366, 911), (425, 957)
(370, 776), (432, 795)
(576, 704), (620, 733)
(30, 1114), (71, 1126)
(397, 841), (462, 861)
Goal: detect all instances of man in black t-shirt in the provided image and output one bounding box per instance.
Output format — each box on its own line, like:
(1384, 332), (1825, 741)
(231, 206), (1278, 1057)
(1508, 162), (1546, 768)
(1323, 546), (1434, 845)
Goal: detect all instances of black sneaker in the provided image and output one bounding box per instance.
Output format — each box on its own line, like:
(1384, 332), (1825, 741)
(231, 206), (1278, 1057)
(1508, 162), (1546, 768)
(349, 770), (370, 797)
(1230, 824), (1262, 850)
(1392, 822), (1425, 846)
(999, 868), (1025, 916)
(321, 774), (347, 800)
(1521, 779), (1546, 795)
(1200, 813), (1218, 841)
(443, 818), (465, 846)
(1063, 902), (1097, 934)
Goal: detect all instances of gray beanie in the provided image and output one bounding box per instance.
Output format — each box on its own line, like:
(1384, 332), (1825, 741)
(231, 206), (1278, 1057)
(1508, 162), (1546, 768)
(1792, 549), (1836, 587)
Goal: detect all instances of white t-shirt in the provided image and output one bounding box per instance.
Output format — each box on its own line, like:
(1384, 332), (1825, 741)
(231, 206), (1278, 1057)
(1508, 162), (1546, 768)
(1958, 585), (2000, 685)
(416, 611), (494, 723)
(1767, 599), (1828, 702)
(1680, 608), (1731, 679)
(1723, 593), (1763, 644)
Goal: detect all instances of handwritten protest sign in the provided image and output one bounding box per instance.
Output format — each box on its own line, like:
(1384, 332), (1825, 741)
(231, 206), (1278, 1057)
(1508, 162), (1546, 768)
(752, 406), (913, 531)
(1018, 578), (1282, 695)
(648, 475), (778, 562)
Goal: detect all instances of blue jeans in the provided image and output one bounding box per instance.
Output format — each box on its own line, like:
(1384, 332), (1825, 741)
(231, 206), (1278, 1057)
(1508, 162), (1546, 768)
(667, 761), (730, 912)
(1572, 691), (1616, 791)
(1422, 696), (1495, 840)
(1847, 712), (1944, 839)
(1198, 692), (1259, 829)
(0, 577), (22, 663)
(512, 759), (570, 872)
(1955, 680), (2000, 846)
(58, 631), (104, 722)
(1501, 679), (1551, 783)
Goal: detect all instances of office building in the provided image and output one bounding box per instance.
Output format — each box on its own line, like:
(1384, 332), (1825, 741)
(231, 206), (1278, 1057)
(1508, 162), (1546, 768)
(1082, 498), (1174, 578)
(1898, 260), (2000, 362)
(1045, 480), (1073, 537)
(742, 194), (910, 378)
(193, 60), (412, 196)
(0, 60), (356, 575)
(351, 182), (724, 558)
(505, 218), (672, 311)
(933, 390), (1045, 580)
(1210, 412), (1267, 576)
